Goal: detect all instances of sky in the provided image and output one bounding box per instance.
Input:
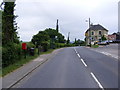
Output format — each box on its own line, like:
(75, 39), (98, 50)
(4, 0), (120, 41)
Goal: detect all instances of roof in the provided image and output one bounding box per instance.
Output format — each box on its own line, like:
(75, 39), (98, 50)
(86, 24), (108, 33)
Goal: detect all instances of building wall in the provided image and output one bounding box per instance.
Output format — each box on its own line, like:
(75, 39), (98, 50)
(85, 30), (108, 45)
(108, 35), (116, 41)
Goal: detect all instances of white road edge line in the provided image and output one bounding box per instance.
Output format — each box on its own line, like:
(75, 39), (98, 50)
(90, 72), (104, 90)
(81, 59), (87, 67)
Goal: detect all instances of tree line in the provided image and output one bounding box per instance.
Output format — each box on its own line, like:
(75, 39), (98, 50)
(1, 1), (85, 68)
(1, 2), (70, 68)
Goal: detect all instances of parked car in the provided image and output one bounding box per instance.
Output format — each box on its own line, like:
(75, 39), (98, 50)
(113, 40), (120, 43)
(108, 40), (113, 43)
(97, 40), (109, 45)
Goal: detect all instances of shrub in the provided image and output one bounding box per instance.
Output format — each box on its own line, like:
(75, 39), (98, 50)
(2, 43), (22, 68)
(41, 41), (49, 52)
(55, 43), (65, 48)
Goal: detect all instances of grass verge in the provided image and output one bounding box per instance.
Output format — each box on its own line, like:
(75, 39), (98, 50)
(91, 45), (99, 48)
(2, 49), (55, 77)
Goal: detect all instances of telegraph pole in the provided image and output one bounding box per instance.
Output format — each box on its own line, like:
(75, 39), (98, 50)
(89, 18), (91, 47)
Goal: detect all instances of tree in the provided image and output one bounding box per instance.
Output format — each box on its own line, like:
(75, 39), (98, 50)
(2, 2), (19, 45)
(45, 28), (65, 43)
(32, 31), (50, 47)
(67, 32), (70, 44)
(57, 33), (65, 43)
(45, 28), (58, 39)
(101, 35), (107, 41)
(31, 28), (66, 49)
(74, 38), (77, 44)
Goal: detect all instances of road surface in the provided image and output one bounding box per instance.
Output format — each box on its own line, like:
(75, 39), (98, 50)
(90, 44), (119, 59)
(13, 46), (118, 89)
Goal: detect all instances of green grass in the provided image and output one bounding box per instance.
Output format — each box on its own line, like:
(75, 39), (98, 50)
(91, 45), (99, 48)
(2, 49), (55, 77)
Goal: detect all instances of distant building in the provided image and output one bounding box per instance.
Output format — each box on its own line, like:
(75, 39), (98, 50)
(112, 32), (120, 41)
(108, 34), (116, 41)
(85, 24), (108, 45)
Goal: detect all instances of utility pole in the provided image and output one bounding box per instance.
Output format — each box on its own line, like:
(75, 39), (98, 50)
(89, 18), (91, 47)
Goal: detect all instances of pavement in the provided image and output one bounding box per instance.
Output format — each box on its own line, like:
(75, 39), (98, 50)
(2, 48), (63, 88)
(90, 44), (119, 60)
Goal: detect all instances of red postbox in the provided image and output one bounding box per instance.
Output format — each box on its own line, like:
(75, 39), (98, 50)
(22, 43), (27, 50)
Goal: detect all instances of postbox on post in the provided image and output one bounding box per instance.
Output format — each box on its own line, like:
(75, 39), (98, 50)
(22, 43), (27, 58)
(22, 43), (27, 50)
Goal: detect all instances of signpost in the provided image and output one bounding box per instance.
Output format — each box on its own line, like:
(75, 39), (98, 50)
(22, 43), (27, 58)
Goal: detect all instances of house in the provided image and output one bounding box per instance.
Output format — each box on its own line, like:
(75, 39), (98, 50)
(112, 32), (120, 42)
(112, 32), (120, 40)
(85, 24), (108, 45)
(108, 34), (116, 41)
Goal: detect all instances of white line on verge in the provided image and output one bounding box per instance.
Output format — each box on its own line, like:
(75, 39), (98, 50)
(81, 59), (87, 67)
(90, 72), (104, 90)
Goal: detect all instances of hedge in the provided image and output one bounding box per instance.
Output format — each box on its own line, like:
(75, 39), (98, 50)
(2, 42), (35, 68)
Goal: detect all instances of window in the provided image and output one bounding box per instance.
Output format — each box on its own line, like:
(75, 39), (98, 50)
(92, 37), (94, 41)
(92, 31), (94, 35)
(99, 31), (102, 35)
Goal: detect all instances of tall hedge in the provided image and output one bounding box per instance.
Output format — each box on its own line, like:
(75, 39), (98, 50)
(2, 43), (22, 68)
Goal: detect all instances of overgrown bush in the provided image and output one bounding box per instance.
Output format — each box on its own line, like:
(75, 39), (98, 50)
(2, 43), (22, 68)
(55, 43), (65, 48)
(41, 41), (49, 52)
(2, 42), (36, 68)
(65, 44), (75, 47)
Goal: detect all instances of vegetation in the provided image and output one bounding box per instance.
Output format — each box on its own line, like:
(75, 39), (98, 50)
(2, 48), (55, 76)
(91, 45), (99, 48)
(2, 2), (19, 45)
(101, 35), (107, 41)
(2, 2), (20, 68)
(73, 39), (86, 46)
(31, 28), (66, 50)
(1, 1), (86, 76)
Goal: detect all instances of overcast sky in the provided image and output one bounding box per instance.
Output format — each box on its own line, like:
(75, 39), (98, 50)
(13, 0), (119, 42)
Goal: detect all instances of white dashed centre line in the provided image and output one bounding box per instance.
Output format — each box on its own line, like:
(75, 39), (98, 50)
(81, 59), (87, 67)
(74, 48), (87, 67)
(90, 72), (104, 90)
(77, 54), (81, 58)
(74, 48), (104, 89)
(74, 48), (78, 54)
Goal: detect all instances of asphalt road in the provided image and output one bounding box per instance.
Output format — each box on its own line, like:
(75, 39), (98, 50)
(14, 46), (118, 88)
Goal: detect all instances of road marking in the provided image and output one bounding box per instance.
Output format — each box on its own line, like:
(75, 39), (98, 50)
(81, 59), (87, 67)
(90, 72), (104, 90)
(77, 54), (81, 58)
(74, 48), (78, 54)
(74, 48), (87, 67)
(90, 49), (118, 60)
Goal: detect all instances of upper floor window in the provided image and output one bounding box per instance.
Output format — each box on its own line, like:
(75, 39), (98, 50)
(99, 31), (102, 35)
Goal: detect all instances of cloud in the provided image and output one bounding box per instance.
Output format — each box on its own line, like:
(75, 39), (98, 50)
(15, 0), (119, 41)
